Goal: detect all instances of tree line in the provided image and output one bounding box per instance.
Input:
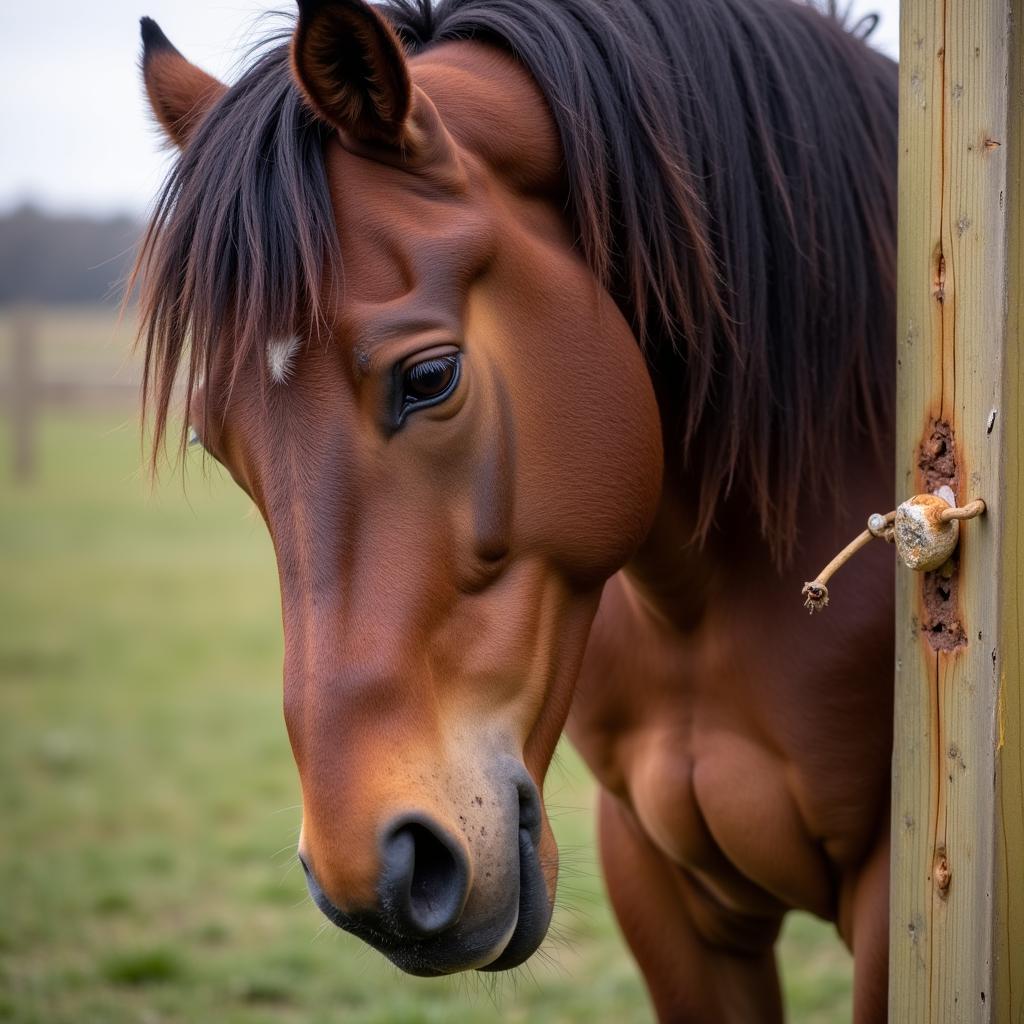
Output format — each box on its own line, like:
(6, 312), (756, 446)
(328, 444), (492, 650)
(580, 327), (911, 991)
(0, 205), (143, 307)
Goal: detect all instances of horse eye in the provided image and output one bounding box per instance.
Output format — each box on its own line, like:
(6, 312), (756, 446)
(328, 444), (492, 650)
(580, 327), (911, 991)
(400, 354), (460, 413)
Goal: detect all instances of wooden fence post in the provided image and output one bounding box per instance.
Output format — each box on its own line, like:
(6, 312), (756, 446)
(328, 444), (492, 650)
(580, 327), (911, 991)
(10, 307), (38, 483)
(890, 1), (1024, 1020)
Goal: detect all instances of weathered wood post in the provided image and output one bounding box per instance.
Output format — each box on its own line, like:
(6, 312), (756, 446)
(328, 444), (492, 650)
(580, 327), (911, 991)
(891, 1), (1024, 1019)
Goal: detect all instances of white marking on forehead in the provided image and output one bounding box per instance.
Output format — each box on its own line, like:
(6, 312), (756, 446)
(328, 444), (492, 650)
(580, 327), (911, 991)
(267, 335), (300, 384)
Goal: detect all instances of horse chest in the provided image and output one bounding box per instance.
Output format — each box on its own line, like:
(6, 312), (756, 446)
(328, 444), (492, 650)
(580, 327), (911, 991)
(569, 581), (846, 924)
(580, 712), (838, 923)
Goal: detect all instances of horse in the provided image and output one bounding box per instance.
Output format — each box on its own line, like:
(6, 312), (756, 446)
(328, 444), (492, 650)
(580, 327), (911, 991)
(133, 0), (897, 1018)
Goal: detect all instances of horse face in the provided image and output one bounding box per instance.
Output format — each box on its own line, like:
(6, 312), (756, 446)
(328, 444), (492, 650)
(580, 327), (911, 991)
(200, 143), (661, 974)
(141, 1), (661, 975)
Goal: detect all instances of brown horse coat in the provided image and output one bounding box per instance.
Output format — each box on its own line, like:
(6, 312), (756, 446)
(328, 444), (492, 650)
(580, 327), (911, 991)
(135, 0), (897, 1018)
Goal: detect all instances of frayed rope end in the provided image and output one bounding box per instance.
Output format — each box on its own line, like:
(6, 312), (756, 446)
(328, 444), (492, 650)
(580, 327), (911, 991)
(802, 581), (829, 614)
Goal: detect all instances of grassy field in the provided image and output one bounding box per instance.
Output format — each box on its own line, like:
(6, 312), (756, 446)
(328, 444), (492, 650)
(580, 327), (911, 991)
(0, 311), (853, 1022)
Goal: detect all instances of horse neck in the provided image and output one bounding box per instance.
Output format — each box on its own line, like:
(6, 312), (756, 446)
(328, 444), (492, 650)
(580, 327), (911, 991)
(623, 442), (895, 634)
(410, 41), (895, 627)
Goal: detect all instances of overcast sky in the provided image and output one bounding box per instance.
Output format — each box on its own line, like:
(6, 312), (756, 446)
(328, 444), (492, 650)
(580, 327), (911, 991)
(0, 0), (900, 216)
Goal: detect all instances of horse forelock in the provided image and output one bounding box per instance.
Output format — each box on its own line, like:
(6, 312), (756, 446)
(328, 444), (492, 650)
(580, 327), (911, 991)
(132, 34), (337, 465)
(133, 0), (897, 562)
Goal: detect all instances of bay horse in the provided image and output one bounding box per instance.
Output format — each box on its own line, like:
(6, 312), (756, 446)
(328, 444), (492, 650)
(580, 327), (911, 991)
(134, 0), (897, 1019)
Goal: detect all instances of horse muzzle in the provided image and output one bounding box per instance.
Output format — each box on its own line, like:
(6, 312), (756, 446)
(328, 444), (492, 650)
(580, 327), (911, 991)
(297, 770), (553, 975)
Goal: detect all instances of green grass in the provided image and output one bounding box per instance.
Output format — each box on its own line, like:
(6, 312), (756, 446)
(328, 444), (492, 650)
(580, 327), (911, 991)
(0, 316), (853, 1021)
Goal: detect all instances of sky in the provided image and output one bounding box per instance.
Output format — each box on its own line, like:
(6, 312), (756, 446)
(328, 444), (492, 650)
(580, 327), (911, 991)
(0, 0), (900, 217)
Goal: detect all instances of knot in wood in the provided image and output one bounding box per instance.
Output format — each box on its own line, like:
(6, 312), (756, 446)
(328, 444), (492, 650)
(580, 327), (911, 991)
(933, 850), (952, 898)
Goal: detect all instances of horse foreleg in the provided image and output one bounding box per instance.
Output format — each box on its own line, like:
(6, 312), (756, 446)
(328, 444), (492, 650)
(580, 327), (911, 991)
(598, 788), (784, 1024)
(849, 833), (889, 1023)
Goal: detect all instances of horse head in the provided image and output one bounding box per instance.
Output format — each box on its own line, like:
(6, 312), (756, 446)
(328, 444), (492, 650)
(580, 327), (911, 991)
(138, 0), (662, 974)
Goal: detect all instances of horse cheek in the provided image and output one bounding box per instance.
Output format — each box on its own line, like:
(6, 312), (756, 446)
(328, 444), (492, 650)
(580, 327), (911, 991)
(473, 285), (662, 585)
(539, 326), (663, 586)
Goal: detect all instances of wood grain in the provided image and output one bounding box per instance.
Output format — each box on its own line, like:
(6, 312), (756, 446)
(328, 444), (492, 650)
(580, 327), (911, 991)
(891, 1), (1024, 1020)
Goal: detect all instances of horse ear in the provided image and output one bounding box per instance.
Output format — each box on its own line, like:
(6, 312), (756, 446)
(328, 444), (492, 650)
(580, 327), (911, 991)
(140, 17), (227, 148)
(291, 0), (413, 147)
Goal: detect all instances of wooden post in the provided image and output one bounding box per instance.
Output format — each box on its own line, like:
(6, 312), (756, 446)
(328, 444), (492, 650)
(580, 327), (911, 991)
(10, 307), (38, 483)
(891, 1), (1024, 1020)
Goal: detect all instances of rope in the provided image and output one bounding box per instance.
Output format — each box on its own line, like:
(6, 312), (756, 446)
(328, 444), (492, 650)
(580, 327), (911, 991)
(801, 498), (986, 614)
(801, 511), (895, 613)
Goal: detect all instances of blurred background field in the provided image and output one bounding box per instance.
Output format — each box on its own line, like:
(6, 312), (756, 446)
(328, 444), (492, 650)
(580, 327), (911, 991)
(0, 1), (906, 1016)
(0, 304), (855, 1022)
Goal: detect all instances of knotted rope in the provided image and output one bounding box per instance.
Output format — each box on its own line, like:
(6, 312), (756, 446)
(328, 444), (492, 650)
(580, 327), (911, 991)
(801, 496), (986, 613)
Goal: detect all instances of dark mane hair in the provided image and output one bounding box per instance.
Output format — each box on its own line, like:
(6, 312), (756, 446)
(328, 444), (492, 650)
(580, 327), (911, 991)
(135, 0), (897, 560)
(134, 31), (337, 462)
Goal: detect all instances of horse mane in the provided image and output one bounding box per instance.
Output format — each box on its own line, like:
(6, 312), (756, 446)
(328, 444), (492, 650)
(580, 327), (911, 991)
(135, 0), (897, 561)
(133, 32), (337, 465)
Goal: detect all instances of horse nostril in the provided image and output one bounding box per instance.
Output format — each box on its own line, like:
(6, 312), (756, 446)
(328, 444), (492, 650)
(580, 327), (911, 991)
(380, 818), (468, 938)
